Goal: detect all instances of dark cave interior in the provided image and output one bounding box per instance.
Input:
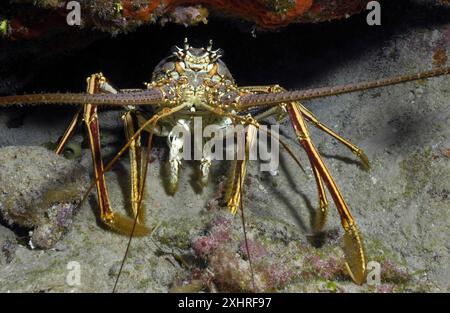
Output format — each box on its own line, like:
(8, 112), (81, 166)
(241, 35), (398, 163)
(1, 1), (450, 98)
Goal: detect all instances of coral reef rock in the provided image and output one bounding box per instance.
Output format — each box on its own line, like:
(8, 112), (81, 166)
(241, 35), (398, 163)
(1, 0), (374, 39)
(0, 146), (89, 249)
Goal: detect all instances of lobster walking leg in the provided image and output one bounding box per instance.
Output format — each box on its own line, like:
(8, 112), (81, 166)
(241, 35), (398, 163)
(55, 106), (83, 155)
(286, 102), (366, 284)
(123, 110), (146, 224)
(166, 122), (186, 194)
(226, 120), (258, 215)
(238, 85), (367, 233)
(55, 75), (119, 155)
(239, 85), (369, 169)
(310, 163), (329, 232)
(84, 73), (150, 236)
(297, 104), (370, 170)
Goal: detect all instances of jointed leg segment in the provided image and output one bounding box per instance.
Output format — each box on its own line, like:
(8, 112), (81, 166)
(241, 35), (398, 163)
(166, 121), (187, 194)
(240, 85), (370, 170)
(82, 74), (150, 235)
(225, 119), (258, 215)
(299, 105), (370, 170)
(56, 74), (185, 236)
(286, 103), (366, 284)
(55, 106), (83, 155)
(237, 85), (367, 284)
(123, 110), (146, 224)
(311, 163), (329, 232)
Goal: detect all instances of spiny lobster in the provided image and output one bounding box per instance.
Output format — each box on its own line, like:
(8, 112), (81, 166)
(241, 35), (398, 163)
(1, 39), (449, 288)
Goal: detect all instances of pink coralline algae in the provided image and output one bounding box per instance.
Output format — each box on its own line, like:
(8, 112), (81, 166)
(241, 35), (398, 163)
(302, 254), (347, 281)
(380, 260), (410, 284)
(238, 239), (267, 261)
(190, 214), (294, 292)
(192, 216), (232, 258)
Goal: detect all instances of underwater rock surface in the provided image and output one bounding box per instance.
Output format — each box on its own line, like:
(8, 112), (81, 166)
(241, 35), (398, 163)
(0, 0), (449, 293)
(3, 0), (448, 39)
(0, 146), (88, 249)
(0, 0), (374, 39)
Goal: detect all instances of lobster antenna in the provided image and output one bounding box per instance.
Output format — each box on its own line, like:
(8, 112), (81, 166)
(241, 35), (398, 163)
(228, 113), (256, 291)
(113, 123), (156, 293)
(194, 102), (308, 182)
(80, 103), (187, 206)
(239, 177), (257, 292)
(64, 105), (187, 292)
(0, 88), (165, 107)
(253, 122), (307, 174)
(198, 102), (307, 175)
(77, 110), (173, 210)
(229, 66), (450, 108)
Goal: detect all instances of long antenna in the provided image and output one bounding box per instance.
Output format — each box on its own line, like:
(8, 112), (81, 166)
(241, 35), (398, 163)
(113, 118), (158, 293)
(229, 66), (450, 108)
(0, 89), (164, 107)
(239, 181), (257, 292)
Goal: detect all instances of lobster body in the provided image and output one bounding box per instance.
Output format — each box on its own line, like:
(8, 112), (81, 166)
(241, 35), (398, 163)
(2, 39), (450, 288)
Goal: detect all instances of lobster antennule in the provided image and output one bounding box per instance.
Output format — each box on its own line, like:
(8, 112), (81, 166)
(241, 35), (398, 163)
(231, 66), (450, 108)
(0, 88), (165, 107)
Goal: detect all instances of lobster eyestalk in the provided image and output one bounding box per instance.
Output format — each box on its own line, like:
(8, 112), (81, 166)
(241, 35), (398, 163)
(0, 88), (165, 107)
(227, 66), (450, 109)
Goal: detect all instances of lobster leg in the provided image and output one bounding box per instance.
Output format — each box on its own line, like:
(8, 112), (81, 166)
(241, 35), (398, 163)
(199, 98), (366, 284)
(84, 73), (149, 236)
(310, 163), (329, 232)
(198, 137), (212, 189)
(286, 102), (366, 285)
(198, 120), (234, 189)
(55, 75), (119, 155)
(55, 106), (83, 155)
(239, 86), (335, 233)
(238, 85), (369, 169)
(298, 105), (370, 170)
(226, 120), (258, 215)
(239, 85), (366, 232)
(123, 110), (146, 224)
(165, 122), (186, 195)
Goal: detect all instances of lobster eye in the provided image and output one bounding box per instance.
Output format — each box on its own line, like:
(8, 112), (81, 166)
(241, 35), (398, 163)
(171, 45), (184, 59)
